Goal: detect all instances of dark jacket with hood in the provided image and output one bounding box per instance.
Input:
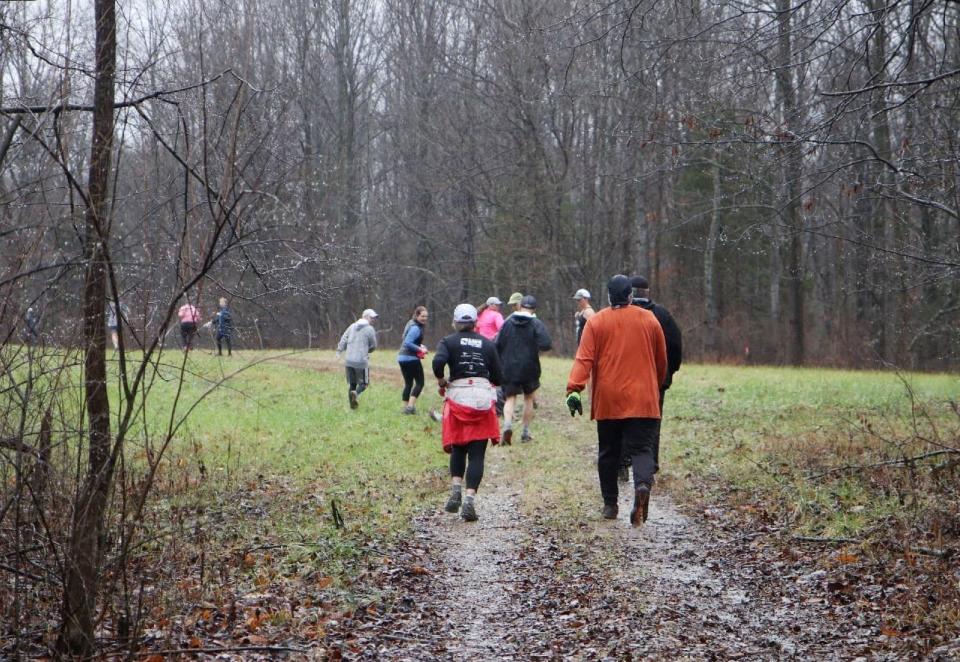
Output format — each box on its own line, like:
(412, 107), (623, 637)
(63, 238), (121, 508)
(633, 298), (682, 389)
(495, 312), (552, 385)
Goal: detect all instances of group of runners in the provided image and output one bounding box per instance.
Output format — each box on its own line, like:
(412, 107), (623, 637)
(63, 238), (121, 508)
(337, 275), (682, 526)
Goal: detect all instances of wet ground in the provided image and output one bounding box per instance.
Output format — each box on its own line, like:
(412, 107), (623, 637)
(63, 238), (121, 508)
(322, 450), (923, 661)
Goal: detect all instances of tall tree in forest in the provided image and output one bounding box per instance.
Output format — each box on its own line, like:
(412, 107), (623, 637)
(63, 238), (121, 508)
(775, 0), (805, 364)
(57, 0), (115, 653)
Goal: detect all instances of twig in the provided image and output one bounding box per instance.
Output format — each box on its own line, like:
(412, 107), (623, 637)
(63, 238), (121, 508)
(135, 644), (305, 656)
(793, 536), (859, 545)
(792, 536), (954, 559)
(0, 562), (44, 582)
(806, 449), (959, 480)
(381, 633), (435, 643)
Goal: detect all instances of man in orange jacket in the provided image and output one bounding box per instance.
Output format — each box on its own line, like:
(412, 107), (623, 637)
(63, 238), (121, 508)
(565, 274), (667, 526)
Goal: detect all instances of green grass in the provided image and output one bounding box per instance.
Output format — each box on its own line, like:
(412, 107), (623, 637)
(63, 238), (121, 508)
(152, 352), (956, 541)
(5, 345), (956, 614)
(660, 364), (958, 537)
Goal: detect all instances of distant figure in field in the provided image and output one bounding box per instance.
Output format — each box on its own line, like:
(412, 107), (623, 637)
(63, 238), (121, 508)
(107, 300), (130, 350)
(22, 307), (40, 345)
(627, 275), (682, 479)
(213, 297), (233, 356)
(496, 294), (551, 444)
(397, 305), (429, 414)
(433, 303), (503, 522)
(566, 275), (666, 526)
(178, 299), (201, 351)
(475, 296), (504, 340)
(572, 288), (595, 346)
(337, 308), (379, 409)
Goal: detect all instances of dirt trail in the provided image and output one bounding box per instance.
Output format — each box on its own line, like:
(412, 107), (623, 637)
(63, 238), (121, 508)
(281, 356), (899, 659)
(332, 446), (896, 660)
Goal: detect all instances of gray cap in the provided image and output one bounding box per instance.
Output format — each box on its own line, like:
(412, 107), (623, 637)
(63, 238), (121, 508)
(485, 296), (502, 306)
(573, 288), (591, 300)
(453, 303), (478, 323)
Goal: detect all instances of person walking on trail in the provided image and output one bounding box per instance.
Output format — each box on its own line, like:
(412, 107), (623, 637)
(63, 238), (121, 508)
(107, 300), (130, 350)
(398, 305), (429, 414)
(496, 294), (551, 444)
(566, 274), (667, 526)
(506, 291), (523, 315)
(572, 288), (596, 346)
(433, 303), (503, 522)
(178, 300), (201, 351)
(213, 297), (234, 356)
(619, 275), (683, 481)
(337, 308), (379, 409)
(477, 296), (507, 415)
(476, 296), (505, 340)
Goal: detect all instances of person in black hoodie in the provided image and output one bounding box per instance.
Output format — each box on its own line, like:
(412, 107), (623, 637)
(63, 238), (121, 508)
(495, 294), (552, 444)
(619, 275), (682, 480)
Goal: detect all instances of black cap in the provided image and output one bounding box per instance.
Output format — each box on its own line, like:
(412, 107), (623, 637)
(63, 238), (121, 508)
(631, 275), (649, 290)
(520, 294), (538, 309)
(607, 274), (632, 306)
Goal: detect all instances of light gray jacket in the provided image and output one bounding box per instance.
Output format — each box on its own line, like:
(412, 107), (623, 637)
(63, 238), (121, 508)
(337, 318), (377, 369)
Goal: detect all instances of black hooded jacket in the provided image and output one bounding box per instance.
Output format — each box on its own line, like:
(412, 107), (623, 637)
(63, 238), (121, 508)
(634, 298), (682, 389)
(495, 313), (552, 384)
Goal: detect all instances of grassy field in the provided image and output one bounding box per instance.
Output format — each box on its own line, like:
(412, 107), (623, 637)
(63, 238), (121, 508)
(160, 350), (958, 545)
(4, 345), (957, 652)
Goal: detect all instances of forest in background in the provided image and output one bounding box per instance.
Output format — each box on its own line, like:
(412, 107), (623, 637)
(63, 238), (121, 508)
(2, 0), (958, 366)
(1, 1), (959, 656)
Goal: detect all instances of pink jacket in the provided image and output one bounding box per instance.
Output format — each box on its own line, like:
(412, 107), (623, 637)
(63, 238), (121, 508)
(178, 304), (201, 324)
(476, 308), (504, 340)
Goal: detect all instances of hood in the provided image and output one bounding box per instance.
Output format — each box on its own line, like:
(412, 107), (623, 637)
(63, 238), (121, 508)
(510, 311), (535, 325)
(354, 318), (371, 327)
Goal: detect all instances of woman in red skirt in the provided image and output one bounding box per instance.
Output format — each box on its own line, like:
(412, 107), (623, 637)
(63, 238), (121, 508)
(432, 304), (504, 521)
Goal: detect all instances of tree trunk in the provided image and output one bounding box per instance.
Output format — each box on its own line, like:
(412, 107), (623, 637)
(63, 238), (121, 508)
(776, 0), (804, 364)
(57, 0), (116, 655)
(869, 0), (898, 365)
(704, 151), (721, 357)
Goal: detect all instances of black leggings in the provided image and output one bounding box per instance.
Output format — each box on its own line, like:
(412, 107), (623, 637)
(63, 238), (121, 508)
(399, 360), (424, 400)
(449, 440), (488, 490)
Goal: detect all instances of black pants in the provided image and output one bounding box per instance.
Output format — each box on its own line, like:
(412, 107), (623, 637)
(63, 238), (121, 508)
(620, 390), (666, 473)
(599, 418), (658, 506)
(345, 366), (369, 394)
(399, 360), (424, 400)
(217, 333), (232, 356)
(449, 440), (488, 490)
(180, 322), (197, 349)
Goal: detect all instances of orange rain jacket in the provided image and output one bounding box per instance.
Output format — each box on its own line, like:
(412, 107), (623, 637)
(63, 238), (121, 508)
(566, 304), (667, 420)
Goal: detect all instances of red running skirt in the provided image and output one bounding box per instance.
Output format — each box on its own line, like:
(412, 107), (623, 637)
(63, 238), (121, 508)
(442, 399), (500, 452)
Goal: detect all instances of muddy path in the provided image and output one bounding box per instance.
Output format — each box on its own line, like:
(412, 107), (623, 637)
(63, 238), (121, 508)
(323, 446), (904, 661)
(276, 356), (919, 659)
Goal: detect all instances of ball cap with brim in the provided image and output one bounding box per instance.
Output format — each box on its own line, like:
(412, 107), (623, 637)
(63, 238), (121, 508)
(631, 275), (650, 290)
(607, 275), (632, 306)
(362, 308), (378, 319)
(520, 294), (538, 309)
(486, 296), (503, 306)
(507, 292), (523, 306)
(453, 303), (478, 323)
(573, 288), (591, 300)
